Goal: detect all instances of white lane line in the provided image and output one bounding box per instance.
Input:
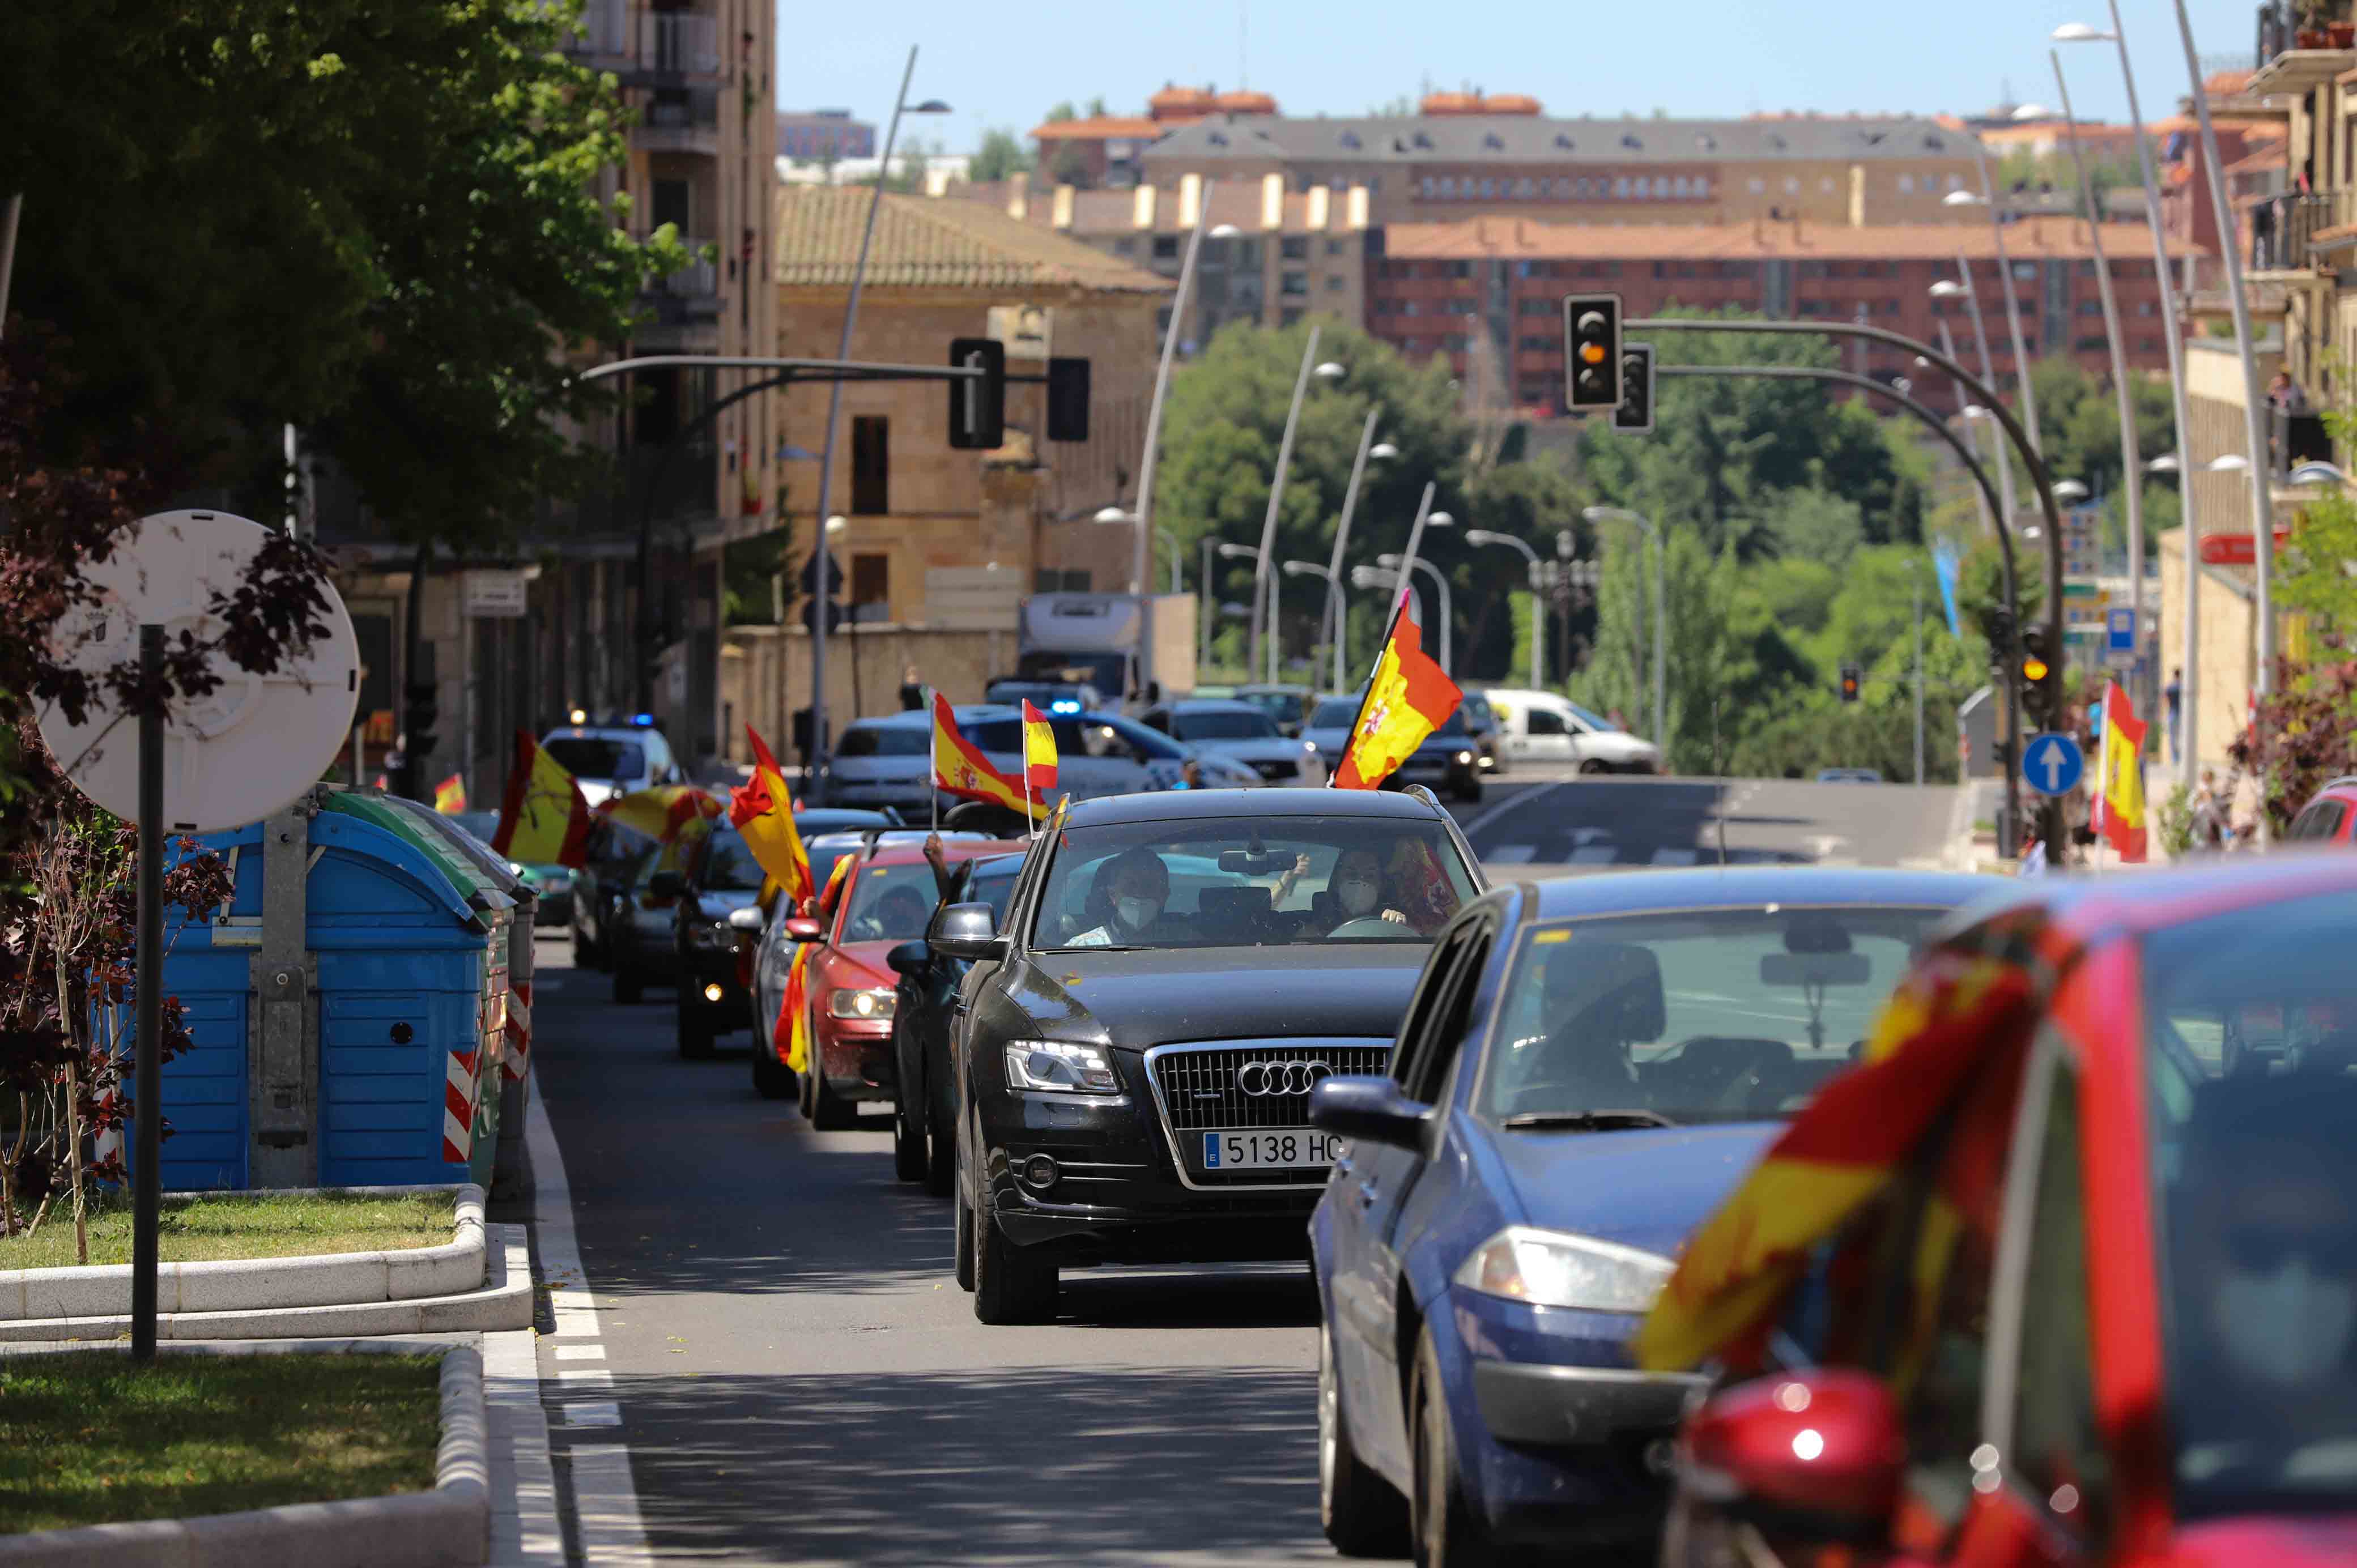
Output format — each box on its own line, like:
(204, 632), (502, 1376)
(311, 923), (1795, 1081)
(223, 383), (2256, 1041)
(571, 1446), (657, 1568)
(1456, 777), (1576, 845)
(559, 1367), (617, 1391)
(555, 1345), (607, 1361)
(484, 1288), (564, 1565)
(526, 1085), (653, 1566)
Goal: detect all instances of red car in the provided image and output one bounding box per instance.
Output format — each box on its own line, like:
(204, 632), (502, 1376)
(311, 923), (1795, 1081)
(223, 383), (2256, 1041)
(753, 838), (1014, 1128)
(1646, 853), (2357, 1568)
(2285, 775), (2357, 844)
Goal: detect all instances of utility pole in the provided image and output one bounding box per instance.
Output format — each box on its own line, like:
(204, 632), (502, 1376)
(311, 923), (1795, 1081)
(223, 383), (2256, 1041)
(1913, 560), (1926, 787)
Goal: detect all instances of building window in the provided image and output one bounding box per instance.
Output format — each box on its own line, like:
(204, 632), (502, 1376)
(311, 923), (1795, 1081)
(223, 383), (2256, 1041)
(1237, 238), (1262, 269)
(1421, 176), (1436, 198)
(1696, 177), (1711, 198)
(1035, 568), (1091, 592)
(1282, 271), (1308, 296)
(1280, 308), (1304, 327)
(2013, 261), (2037, 281)
(1785, 177), (1801, 194)
(1153, 235), (1180, 259)
(850, 416), (890, 514)
(1614, 176), (1630, 198)
(1517, 334), (1551, 351)
(1113, 237), (1137, 255)
(850, 552), (890, 610)
(1898, 174), (1914, 194)
(1480, 179), (1497, 197)
(1402, 300), (1420, 317)
(1326, 237), (1347, 256)
(1439, 177), (1457, 198)
(2078, 300), (2104, 316)
(1518, 297), (1551, 316)
(1326, 274), (1347, 292)
(1156, 306), (1173, 335)
(1948, 174), (1965, 190)
(1281, 236), (1309, 260)
(2075, 335), (2109, 352)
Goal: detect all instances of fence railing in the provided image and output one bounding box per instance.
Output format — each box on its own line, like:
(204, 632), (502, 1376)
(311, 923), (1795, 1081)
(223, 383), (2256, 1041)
(636, 10), (719, 75)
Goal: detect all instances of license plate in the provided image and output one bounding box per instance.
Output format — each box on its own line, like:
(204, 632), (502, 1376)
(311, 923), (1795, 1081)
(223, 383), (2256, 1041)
(1200, 1128), (1341, 1170)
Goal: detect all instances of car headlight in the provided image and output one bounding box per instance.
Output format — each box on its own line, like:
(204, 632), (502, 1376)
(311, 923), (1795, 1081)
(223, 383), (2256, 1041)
(1456, 750), (1475, 765)
(1003, 1039), (1118, 1094)
(1453, 1226), (1674, 1313)
(828, 987), (896, 1021)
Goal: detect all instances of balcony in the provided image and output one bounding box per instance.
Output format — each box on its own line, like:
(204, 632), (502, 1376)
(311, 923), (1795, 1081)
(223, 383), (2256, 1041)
(632, 89), (720, 156)
(2249, 191), (2333, 273)
(564, 0), (630, 64)
(2250, 1), (2356, 93)
(623, 11), (720, 84)
(636, 236), (722, 340)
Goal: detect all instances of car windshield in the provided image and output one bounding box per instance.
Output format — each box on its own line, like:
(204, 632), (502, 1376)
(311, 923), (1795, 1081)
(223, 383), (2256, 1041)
(1566, 701), (1616, 732)
(837, 725), (929, 758)
(1477, 905), (1947, 1127)
(967, 713), (1185, 762)
(2142, 891), (2357, 1520)
(1031, 815), (1475, 952)
(1171, 709), (1278, 742)
(1310, 698), (1360, 728)
(544, 736), (645, 779)
(695, 832), (766, 892)
(1237, 691), (1303, 723)
(839, 862), (939, 944)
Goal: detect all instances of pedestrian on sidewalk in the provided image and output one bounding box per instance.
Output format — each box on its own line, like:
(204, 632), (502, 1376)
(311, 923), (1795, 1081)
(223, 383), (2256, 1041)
(2165, 667), (2183, 766)
(898, 664), (925, 711)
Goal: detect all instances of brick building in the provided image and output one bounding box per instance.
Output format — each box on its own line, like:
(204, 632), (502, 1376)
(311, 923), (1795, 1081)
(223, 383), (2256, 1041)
(777, 108), (875, 162)
(1366, 215), (2206, 412)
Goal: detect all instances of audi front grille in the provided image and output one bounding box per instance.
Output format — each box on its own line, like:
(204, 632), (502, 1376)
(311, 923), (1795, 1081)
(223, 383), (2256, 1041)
(1143, 1039), (1394, 1190)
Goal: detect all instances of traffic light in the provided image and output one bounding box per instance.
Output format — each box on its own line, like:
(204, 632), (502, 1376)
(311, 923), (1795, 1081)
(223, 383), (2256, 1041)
(948, 337), (1006, 449)
(1563, 293), (1623, 411)
(1613, 341), (1656, 434)
(1046, 357), (1090, 442)
(2018, 627), (2055, 728)
(1838, 665), (1861, 704)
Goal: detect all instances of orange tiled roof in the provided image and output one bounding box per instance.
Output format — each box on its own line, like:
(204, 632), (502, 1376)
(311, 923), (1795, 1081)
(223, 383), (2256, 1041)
(773, 186), (1174, 292)
(1031, 116), (1164, 142)
(1381, 214), (2209, 262)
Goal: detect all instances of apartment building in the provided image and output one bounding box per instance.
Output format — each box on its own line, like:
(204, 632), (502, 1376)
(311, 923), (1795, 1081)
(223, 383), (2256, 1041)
(1368, 215), (2199, 412)
(1030, 84), (1276, 189)
(777, 108), (875, 162)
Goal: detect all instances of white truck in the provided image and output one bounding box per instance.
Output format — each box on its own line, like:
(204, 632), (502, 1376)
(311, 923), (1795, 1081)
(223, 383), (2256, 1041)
(1012, 593), (1197, 707)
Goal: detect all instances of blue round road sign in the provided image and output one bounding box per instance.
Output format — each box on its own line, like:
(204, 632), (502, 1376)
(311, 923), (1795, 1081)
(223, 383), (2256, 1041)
(2022, 731), (2084, 797)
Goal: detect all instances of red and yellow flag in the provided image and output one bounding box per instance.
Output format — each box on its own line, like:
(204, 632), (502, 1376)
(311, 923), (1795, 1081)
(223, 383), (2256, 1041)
(601, 783), (724, 845)
(776, 945), (814, 1071)
(1634, 948), (2037, 1375)
(491, 732), (593, 868)
(1022, 700), (1059, 792)
(731, 726), (814, 907)
(2095, 680), (2148, 862)
(433, 774), (467, 814)
(1332, 589), (1462, 791)
(932, 692), (1048, 820)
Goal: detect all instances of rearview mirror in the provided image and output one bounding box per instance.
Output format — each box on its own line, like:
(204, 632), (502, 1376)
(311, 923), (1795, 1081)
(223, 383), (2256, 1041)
(1759, 952), (1873, 988)
(1678, 1369), (1903, 1543)
(727, 906), (767, 932)
(930, 902), (1006, 962)
(885, 939), (930, 977)
(1308, 1075), (1429, 1154)
(1218, 849), (1282, 875)
(647, 870), (686, 900)
(784, 917), (826, 944)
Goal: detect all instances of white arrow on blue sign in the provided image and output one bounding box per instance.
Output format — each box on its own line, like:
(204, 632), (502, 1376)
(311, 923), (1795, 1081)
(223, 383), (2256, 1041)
(2023, 731), (2084, 797)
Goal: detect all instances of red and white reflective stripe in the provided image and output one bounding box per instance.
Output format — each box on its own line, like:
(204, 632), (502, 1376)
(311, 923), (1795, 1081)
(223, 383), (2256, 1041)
(503, 980), (533, 1083)
(443, 1045), (479, 1165)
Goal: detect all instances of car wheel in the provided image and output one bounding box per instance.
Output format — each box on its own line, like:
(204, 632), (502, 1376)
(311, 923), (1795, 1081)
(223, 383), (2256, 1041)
(969, 1108), (1056, 1324)
(952, 1119), (977, 1291)
(1410, 1326), (1503, 1568)
(892, 1090), (928, 1183)
(676, 1000), (716, 1060)
(751, 1045), (796, 1101)
(571, 927), (595, 970)
(806, 1063), (854, 1130)
(614, 964), (644, 1004)
(1320, 1320), (1409, 1556)
(923, 1082), (956, 1199)
(1577, 758), (1610, 776)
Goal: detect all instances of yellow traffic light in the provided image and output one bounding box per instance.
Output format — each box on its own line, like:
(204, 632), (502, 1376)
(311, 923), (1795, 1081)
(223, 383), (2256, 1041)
(1579, 342), (1607, 366)
(2022, 656), (2049, 683)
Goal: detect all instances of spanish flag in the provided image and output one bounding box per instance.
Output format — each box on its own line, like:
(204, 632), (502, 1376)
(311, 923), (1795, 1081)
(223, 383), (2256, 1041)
(601, 783), (724, 845)
(1331, 589), (1462, 790)
(773, 854), (853, 1072)
(2094, 680), (2148, 862)
(1635, 949), (2036, 1377)
(491, 732), (593, 868)
(932, 692), (1048, 820)
(1021, 700), (1059, 792)
(731, 726), (814, 907)
(433, 774), (467, 814)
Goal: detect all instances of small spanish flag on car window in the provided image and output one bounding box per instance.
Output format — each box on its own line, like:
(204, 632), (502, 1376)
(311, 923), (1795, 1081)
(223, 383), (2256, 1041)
(1332, 588), (1462, 791)
(1021, 700), (1059, 792)
(931, 693), (1048, 820)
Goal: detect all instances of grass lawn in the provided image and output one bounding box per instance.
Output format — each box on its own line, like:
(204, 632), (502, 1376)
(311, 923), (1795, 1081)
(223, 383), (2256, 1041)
(0, 1190), (453, 1272)
(0, 1353), (443, 1533)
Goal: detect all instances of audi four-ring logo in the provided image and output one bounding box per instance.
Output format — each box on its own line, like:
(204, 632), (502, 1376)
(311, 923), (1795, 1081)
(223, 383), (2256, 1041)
(1236, 1060), (1333, 1096)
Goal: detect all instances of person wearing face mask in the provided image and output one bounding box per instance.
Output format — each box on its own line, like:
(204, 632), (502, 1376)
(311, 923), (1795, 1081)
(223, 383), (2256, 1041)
(1069, 846), (1172, 947)
(1270, 845), (1407, 938)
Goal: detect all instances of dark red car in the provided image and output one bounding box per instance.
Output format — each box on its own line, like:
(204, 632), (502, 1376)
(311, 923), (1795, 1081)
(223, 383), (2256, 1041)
(1648, 854), (2357, 1568)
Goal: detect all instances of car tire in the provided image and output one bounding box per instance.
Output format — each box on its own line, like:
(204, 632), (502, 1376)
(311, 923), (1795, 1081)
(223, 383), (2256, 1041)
(923, 1084), (956, 1199)
(751, 1046), (796, 1101)
(614, 964), (644, 1004)
(677, 1001), (716, 1060)
(892, 1091), (928, 1183)
(972, 1188), (1058, 1325)
(1410, 1326), (1503, 1568)
(806, 1063), (854, 1130)
(1577, 758), (1610, 776)
(572, 927), (596, 970)
(1320, 1320), (1410, 1556)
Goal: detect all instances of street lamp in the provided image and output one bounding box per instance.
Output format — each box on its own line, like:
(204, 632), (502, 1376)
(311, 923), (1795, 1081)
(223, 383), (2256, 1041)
(2052, 480), (2091, 504)
(1091, 506), (1179, 593)
(1130, 191), (1228, 698)
(1583, 505), (1667, 747)
(1426, 511), (1454, 527)
(1931, 261), (2017, 531)
(1250, 333), (1338, 685)
(1283, 561), (1341, 686)
(1375, 554), (1452, 674)
(1464, 529), (1545, 689)
(803, 48), (950, 770)
(1318, 420), (1396, 693)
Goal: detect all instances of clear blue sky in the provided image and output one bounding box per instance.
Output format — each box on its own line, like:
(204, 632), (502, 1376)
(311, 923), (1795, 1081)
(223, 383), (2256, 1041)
(775, 1), (2258, 151)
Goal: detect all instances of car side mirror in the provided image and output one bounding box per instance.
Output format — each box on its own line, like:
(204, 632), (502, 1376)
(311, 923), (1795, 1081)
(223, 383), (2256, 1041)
(1308, 1075), (1429, 1153)
(647, 871), (686, 900)
(930, 902), (1006, 962)
(784, 917), (826, 943)
(726, 906), (767, 932)
(1678, 1369), (1903, 1544)
(885, 939), (931, 977)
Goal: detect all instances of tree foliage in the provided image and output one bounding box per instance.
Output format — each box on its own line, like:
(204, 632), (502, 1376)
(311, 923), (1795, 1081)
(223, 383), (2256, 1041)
(971, 127), (1033, 184)
(2231, 641), (2357, 832)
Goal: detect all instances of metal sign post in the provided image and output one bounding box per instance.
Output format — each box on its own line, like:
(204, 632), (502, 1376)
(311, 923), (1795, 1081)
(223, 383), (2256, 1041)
(131, 625), (164, 1362)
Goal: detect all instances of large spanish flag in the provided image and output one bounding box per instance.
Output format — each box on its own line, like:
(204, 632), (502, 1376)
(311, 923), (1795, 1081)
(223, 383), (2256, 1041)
(1022, 700), (1059, 792)
(601, 783), (724, 845)
(932, 692), (1048, 820)
(1332, 590), (1462, 790)
(1635, 948), (2036, 1377)
(772, 853), (854, 1072)
(731, 726), (814, 907)
(491, 732), (593, 868)
(2095, 680), (2148, 862)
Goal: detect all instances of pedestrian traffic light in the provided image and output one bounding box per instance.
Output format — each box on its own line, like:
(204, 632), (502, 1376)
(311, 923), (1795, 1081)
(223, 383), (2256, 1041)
(1563, 293), (1623, 411)
(2019, 627), (2054, 728)
(948, 337), (1006, 449)
(1046, 357), (1090, 442)
(1838, 665), (1861, 704)
(1613, 341), (1655, 434)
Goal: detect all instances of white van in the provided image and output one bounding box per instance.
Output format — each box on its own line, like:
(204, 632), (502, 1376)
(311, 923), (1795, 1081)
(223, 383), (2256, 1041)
(1483, 689), (1662, 774)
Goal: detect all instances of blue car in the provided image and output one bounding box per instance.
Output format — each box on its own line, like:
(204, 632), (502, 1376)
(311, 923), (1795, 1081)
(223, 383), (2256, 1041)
(1306, 865), (2005, 1564)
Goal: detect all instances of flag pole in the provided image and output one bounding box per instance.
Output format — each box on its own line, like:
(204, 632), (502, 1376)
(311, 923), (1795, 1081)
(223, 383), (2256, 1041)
(1327, 482), (1436, 788)
(927, 687), (938, 834)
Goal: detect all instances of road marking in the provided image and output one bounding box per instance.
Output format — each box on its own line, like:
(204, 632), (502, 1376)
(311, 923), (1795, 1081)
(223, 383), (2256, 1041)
(559, 1367), (617, 1391)
(571, 1446), (656, 1568)
(564, 1402), (623, 1427)
(555, 1345), (607, 1361)
(1455, 778), (1573, 844)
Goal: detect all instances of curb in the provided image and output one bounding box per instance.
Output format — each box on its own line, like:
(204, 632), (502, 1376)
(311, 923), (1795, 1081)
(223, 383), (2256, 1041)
(0, 1224), (530, 1343)
(0, 1339), (488, 1567)
(0, 1186), (484, 1323)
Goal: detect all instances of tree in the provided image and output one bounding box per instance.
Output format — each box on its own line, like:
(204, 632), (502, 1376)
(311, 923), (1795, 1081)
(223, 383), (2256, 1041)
(2231, 640), (2357, 832)
(972, 127), (1033, 184)
(1052, 143), (1094, 189)
(1043, 101), (1079, 122)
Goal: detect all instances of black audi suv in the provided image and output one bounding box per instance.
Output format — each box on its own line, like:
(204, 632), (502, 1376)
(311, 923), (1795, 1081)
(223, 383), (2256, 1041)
(931, 786), (1484, 1323)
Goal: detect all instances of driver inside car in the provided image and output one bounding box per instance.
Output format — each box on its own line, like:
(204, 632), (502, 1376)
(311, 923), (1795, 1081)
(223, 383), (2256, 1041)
(855, 880), (932, 943)
(1274, 845), (1409, 938)
(1504, 940), (1665, 1112)
(1068, 847), (1175, 948)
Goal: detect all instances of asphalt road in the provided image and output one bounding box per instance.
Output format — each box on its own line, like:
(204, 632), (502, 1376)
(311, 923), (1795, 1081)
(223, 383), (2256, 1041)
(526, 771), (1962, 1565)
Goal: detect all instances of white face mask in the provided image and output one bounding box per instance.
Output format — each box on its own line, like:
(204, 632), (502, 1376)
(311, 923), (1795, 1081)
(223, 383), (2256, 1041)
(1335, 876), (1380, 917)
(1114, 896), (1156, 931)
(2211, 1257), (2357, 1387)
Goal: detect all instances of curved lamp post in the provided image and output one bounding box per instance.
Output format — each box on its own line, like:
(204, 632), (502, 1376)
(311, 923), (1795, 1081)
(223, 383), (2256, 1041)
(1317, 424), (1396, 692)
(1583, 505), (1666, 746)
(1463, 529), (1544, 689)
(1375, 553), (1452, 674)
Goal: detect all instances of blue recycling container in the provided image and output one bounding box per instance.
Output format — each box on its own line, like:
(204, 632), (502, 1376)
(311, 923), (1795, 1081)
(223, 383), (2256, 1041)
(157, 798), (513, 1190)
